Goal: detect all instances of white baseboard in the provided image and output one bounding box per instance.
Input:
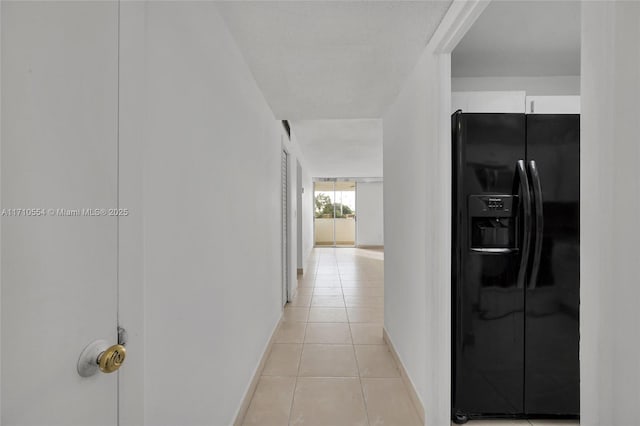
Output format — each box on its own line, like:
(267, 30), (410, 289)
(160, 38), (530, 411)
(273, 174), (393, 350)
(383, 328), (426, 425)
(233, 317), (281, 426)
(356, 244), (384, 250)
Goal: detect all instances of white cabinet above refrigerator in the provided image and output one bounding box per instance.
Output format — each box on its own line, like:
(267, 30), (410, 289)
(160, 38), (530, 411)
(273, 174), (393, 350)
(526, 96), (580, 114)
(452, 92), (580, 115)
(451, 91), (526, 114)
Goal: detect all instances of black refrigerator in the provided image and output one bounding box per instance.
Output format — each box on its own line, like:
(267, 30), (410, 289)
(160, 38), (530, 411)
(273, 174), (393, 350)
(451, 112), (580, 423)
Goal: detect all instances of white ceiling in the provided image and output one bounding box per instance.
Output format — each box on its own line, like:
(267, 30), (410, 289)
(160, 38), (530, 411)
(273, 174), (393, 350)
(452, 0), (580, 78)
(290, 119), (382, 178)
(216, 1), (452, 120)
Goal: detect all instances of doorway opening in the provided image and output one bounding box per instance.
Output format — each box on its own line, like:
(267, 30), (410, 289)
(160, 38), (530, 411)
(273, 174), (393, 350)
(313, 179), (356, 247)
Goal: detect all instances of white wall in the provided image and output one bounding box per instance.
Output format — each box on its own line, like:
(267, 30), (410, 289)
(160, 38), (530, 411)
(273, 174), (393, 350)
(452, 75), (580, 95)
(383, 45), (451, 426)
(580, 2), (640, 425)
(356, 181), (384, 246)
(301, 170), (314, 266)
(295, 136), (314, 272)
(139, 3), (307, 425)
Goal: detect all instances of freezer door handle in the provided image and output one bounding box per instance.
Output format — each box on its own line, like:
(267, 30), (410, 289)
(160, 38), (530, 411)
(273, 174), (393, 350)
(515, 160), (532, 289)
(527, 160), (544, 289)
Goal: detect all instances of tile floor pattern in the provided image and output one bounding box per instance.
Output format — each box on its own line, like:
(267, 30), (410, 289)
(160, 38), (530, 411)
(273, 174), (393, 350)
(243, 247), (423, 426)
(242, 247), (579, 426)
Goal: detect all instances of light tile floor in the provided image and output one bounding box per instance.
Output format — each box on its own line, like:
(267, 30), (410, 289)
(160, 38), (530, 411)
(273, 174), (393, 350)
(243, 247), (422, 426)
(242, 247), (579, 426)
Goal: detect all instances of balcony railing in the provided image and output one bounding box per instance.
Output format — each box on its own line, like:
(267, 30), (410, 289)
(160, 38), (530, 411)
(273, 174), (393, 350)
(314, 217), (356, 245)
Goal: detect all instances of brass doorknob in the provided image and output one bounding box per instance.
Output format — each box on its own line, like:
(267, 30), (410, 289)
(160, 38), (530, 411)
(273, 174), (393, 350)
(98, 345), (126, 373)
(78, 340), (128, 377)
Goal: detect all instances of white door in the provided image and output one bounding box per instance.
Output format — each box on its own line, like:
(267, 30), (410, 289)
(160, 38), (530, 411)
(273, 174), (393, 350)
(281, 149), (289, 306)
(1, 2), (120, 425)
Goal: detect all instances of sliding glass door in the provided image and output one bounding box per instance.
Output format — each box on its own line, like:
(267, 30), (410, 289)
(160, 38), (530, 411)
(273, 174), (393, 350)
(334, 181), (356, 246)
(314, 181), (335, 246)
(314, 180), (356, 247)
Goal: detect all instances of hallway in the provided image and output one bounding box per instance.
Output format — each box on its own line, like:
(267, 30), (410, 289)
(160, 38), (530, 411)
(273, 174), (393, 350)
(2, 1), (640, 425)
(242, 248), (422, 426)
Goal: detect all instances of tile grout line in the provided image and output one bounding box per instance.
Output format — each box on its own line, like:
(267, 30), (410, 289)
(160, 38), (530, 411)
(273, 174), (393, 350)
(340, 254), (373, 426)
(250, 257), (315, 426)
(286, 259), (316, 426)
(286, 249), (387, 426)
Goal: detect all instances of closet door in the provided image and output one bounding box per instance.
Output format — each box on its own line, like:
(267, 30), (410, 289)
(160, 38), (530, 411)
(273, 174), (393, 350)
(282, 149), (289, 305)
(1, 3), (120, 424)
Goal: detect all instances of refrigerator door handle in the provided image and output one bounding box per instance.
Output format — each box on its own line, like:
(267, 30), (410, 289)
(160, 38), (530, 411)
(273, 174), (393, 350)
(515, 160), (532, 289)
(527, 160), (544, 289)
(470, 248), (518, 254)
